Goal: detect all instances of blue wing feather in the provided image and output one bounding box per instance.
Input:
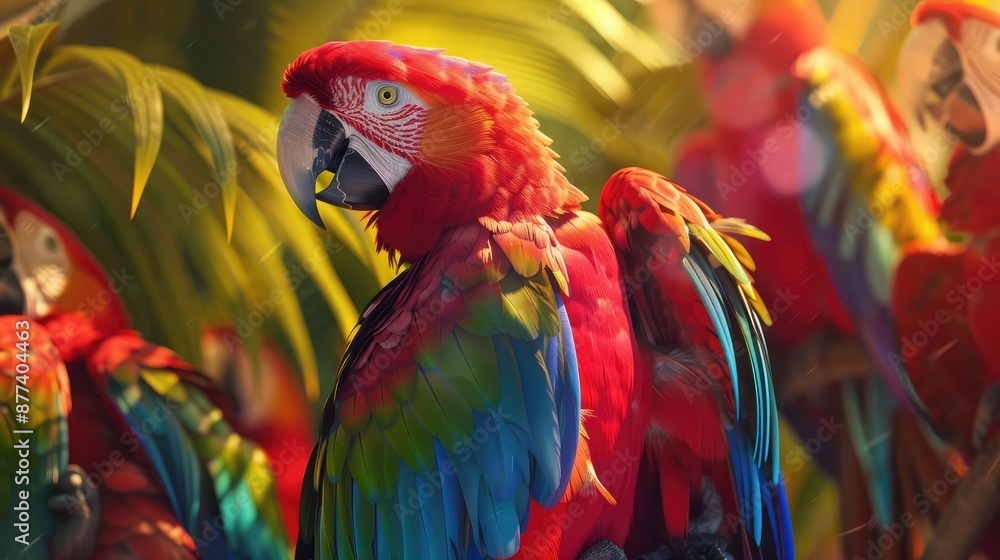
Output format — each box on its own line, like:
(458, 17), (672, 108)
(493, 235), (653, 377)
(684, 248), (793, 557)
(550, 290), (581, 508)
(107, 378), (233, 559)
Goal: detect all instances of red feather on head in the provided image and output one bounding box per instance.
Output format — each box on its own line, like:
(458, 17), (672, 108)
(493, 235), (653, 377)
(913, 0), (1000, 40)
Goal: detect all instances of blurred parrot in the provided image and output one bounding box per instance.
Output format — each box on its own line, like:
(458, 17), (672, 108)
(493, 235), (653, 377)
(0, 312), (100, 560)
(893, 4), (1000, 556)
(275, 41), (792, 560)
(896, 0), (1000, 457)
(0, 187), (291, 559)
(201, 327), (316, 539)
(646, 0), (954, 556)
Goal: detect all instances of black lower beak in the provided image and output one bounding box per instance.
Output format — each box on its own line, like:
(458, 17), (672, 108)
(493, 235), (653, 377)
(0, 226), (23, 315)
(316, 145), (391, 210)
(277, 95), (391, 228)
(0, 269), (24, 315)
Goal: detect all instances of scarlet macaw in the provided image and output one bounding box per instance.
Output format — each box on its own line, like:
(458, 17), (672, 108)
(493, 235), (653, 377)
(0, 188), (290, 559)
(893, 4), (1000, 555)
(896, 0), (1000, 450)
(648, 0), (953, 555)
(276, 41), (792, 560)
(0, 312), (98, 560)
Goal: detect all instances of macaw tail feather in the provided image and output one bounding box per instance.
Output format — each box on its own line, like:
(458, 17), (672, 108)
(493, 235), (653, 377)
(759, 470), (795, 560)
(842, 376), (895, 527)
(677, 226), (794, 560)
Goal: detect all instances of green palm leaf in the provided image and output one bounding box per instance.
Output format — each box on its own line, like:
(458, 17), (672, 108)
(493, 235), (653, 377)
(0, 22), (378, 399)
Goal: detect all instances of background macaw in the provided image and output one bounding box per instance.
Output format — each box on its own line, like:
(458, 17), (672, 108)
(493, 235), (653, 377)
(895, 0), (1000, 457)
(0, 313), (99, 560)
(201, 327), (317, 538)
(891, 3), (1000, 555)
(0, 187), (290, 559)
(645, 0), (955, 556)
(275, 41), (792, 560)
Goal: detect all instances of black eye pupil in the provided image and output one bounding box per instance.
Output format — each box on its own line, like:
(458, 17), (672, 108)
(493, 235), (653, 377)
(44, 236), (56, 252)
(383, 91), (391, 99)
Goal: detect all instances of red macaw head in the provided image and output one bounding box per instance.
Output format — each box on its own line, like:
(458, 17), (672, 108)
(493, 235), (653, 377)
(899, 0), (1000, 153)
(0, 188), (129, 333)
(644, 0), (825, 57)
(645, 0), (825, 130)
(276, 41), (585, 260)
(645, 0), (749, 56)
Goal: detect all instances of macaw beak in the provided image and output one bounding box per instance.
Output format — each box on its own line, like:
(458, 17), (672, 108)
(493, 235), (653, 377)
(0, 222), (25, 315)
(899, 21), (990, 149)
(276, 95), (390, 227)
(898, 19), (960, 131)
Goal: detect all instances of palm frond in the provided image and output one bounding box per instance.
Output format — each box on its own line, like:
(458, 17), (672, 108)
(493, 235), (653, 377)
(0, 24), (379, 399)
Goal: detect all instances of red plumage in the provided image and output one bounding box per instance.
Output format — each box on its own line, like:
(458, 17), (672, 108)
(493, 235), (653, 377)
(893, 243), (987, 452)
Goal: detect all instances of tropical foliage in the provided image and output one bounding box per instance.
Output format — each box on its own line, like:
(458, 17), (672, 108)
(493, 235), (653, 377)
(0, 10), (395, 399)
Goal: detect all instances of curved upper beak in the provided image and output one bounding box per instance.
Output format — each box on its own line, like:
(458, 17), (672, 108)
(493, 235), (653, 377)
(276, 95), (390, 228)
(898, 20), (958, 131)
(898, 23), (989, 149)
(0, 222), (24, 315)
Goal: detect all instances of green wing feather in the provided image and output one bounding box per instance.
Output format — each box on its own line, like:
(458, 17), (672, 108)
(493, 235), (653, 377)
(100, 335), (291, 559)
(300, 225), (581, 560)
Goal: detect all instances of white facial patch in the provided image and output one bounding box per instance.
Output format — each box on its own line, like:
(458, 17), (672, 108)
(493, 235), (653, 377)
(958, 19), (1000, 154)
(345, 125), (413, 194)
(10, 212), (69, 318)
(897, 19), (951, 129)
(339, 80), (427, 192)
(324, 78), (429, 192)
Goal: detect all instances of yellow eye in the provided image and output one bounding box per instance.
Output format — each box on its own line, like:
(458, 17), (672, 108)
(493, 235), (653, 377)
(377, 85), (399, 106)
